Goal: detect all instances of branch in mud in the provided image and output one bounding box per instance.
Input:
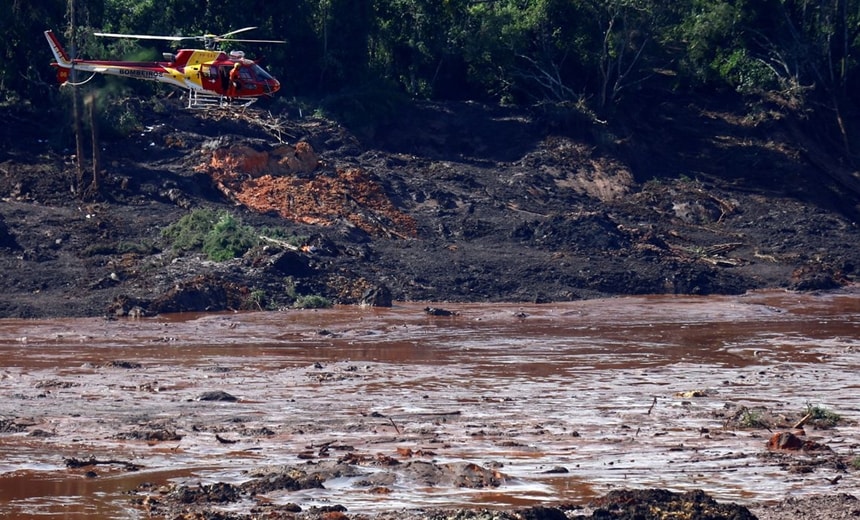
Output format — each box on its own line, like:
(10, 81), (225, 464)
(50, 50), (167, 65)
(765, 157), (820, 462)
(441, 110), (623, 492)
(64, 456), (142, 472)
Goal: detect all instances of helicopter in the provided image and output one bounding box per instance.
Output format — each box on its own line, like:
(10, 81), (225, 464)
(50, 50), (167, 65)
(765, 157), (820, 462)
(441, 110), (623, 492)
(45, 28), (285, 108)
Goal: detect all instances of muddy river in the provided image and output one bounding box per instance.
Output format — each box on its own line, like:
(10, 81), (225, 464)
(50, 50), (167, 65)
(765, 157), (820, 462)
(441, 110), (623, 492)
(1, 289), (859, 519)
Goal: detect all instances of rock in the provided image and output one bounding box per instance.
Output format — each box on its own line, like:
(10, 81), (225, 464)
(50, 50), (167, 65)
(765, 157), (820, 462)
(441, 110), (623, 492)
(361, 284), (392, 307)
(767, 431), (805, 450)
(767, 431), (832, 451)
(148, 275), (243, 314)
(424, 306), (458, 316)
(104, 360), (142, 369)
(267, 249), (313, 276)
(541, 466), (569, 474)
(519, 506), (569, 520)
(196, 390), (238, 402)
(588, 488), (756, 520)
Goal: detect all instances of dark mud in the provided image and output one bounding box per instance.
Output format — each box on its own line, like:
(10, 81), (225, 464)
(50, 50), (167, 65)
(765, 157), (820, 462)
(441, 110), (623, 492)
(2, 88), (860, 519)
(1, 97), (859, 320)
(1, 291), (859, 519)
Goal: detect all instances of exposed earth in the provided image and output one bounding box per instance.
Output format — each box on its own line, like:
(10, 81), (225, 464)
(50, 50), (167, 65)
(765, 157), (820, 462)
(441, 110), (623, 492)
(1, 92), (860, 519)
(1, 93), (859, 319)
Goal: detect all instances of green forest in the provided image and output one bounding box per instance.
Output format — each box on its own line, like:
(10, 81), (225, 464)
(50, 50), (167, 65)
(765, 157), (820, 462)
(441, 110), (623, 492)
(2, 0), (860, 155)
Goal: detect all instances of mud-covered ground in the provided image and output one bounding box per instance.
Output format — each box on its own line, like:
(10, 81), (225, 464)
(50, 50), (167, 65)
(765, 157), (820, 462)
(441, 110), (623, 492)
(2, 294), (860, 520)
(1, 93), (860, 519)
(1, 93), (859, 320)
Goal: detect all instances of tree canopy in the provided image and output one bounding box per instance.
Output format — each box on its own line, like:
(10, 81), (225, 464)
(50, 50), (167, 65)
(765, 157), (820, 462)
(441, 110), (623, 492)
(3, 0), (860, 155)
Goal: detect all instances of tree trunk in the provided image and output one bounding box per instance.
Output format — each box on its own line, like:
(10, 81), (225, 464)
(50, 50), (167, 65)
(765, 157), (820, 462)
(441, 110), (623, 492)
(88, 95), (101, 195)
(69, 0), (86, 197)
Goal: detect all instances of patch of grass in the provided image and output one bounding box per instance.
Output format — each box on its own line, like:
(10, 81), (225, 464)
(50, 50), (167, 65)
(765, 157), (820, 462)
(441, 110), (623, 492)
(851, 457), (860, 470)
(246, 289), (266, 311)
(293, 295), (332, 309)
(739, 407), (766, 429)
(805, 403), (841, 428)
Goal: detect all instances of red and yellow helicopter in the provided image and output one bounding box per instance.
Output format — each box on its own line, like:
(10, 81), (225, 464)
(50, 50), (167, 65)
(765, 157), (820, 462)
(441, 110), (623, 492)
(45, 28), (284, 108)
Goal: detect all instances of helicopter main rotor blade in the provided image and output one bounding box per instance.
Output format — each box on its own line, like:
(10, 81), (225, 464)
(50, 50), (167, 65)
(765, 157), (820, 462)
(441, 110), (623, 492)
(219, 27), (258, 38)
(218, 38), (286, 44)
(94, 32), (191, 41)
(93, 28), (284, 45)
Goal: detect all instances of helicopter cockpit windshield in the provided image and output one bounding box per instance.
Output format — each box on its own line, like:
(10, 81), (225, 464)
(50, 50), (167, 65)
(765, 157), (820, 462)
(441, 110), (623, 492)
(250, 64), (274, 81)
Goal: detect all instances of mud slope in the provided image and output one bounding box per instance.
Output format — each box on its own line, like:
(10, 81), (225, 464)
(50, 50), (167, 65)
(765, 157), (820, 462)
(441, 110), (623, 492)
(0, 96), (858, 318)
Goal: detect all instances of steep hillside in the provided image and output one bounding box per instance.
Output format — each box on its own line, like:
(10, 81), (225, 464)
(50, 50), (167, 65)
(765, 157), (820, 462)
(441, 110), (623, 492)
(0, 95), (858, 318)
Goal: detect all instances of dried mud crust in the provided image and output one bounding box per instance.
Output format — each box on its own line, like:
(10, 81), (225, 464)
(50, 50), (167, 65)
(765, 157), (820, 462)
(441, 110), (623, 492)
(0, 97), (859, 319)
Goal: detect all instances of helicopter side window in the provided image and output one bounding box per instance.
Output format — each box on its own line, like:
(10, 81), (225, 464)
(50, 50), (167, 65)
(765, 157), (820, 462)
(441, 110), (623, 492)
(200, 65), (217, 82)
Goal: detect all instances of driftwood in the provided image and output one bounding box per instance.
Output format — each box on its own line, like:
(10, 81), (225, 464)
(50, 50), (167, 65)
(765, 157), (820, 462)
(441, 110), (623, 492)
(64, 456), (142, 471)
(258, 235), (301, 251)
(792, 412), (813, 429)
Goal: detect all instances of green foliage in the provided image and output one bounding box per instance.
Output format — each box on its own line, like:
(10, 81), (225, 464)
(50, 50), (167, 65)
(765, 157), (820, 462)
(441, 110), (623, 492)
(162, 208), (220, 253)
(202, 212), (256, 261)
(715, 48), (779, 95)
(162, 209), (256, 261)
(739, 407), (766, 428)
(4, 0), (860, 144)
(246, 289), (267, 311)
(95, 97), (146, 138)
(805, 403), (841, 428)
(672, 0), (748, 86)
(293, 294), (332, 309)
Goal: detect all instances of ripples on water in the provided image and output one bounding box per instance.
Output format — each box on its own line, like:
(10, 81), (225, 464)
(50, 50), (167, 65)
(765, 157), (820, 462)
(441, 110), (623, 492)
(1, 288), (859, 518)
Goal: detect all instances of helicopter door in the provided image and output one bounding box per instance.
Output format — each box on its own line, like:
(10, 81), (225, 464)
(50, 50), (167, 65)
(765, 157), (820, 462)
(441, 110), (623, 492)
(219, 66), (232, 92)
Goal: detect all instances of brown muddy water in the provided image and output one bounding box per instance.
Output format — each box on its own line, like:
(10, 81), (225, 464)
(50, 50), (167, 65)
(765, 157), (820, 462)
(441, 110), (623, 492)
(1, 289), (859, 519)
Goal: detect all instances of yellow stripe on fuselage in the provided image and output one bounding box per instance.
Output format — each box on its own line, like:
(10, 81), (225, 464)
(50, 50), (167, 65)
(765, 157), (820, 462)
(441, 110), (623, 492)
(182, 50), (222, 67)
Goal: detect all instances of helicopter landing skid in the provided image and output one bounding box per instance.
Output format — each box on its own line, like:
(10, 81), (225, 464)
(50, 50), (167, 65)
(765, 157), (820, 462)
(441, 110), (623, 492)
(186, 90), (257, 110)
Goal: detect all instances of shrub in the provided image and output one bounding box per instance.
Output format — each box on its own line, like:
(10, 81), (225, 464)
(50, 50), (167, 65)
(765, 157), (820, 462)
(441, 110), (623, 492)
(202, 213), (256, 261)
(163, 209), (256, 261)
(246, 289), (267, 311)
(293, 295), (332, 309)
(162, 208), (220, 253)
(739, 408), (766, 429)
(805, 403), (841, 428)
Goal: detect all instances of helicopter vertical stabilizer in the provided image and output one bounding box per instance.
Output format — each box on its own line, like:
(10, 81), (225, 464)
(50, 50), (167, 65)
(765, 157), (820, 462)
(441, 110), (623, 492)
(44, 30), (72, 68)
